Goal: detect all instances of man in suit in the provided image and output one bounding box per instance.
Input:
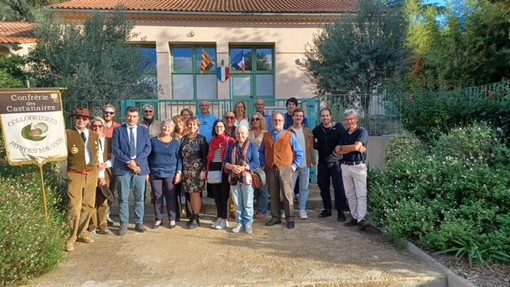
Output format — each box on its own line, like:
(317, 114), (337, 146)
(112, 106), (152, 236)
(65, 107), (100, 252)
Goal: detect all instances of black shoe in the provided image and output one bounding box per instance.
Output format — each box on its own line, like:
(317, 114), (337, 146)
(358, 219), (371, 231)
(135, 223), (147, 233)
(287, 221), (295, 229)
(337, 213), (346, 222)
(344, 218), (358, 227)
(186, 215), (199, 229)
(265, 218), (282, 226)
(107, 218), (115, 227)
(318, 209), (332, 218)
(153, 220), (162, 230)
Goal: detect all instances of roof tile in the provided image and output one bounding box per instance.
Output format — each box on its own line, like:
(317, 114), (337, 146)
(0, 22), (37, 44)
(50, 0), (357, 14)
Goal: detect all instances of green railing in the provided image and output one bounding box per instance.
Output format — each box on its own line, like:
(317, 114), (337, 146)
(120, 98), (320, 127)
(322, 93), (402, 136)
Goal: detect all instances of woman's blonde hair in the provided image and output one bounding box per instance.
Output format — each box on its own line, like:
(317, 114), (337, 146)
(249, 112), (267, 130)
(172, 115), (189, 137)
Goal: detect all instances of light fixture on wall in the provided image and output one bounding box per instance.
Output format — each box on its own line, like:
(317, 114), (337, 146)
(186, 30), (195, 38)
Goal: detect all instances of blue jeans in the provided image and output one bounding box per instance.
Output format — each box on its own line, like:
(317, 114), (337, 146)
(293, 167), (310, 211)
(116, 173), (146, 225)
(230, 184), (254, 225)
(255, 184), (269, 214)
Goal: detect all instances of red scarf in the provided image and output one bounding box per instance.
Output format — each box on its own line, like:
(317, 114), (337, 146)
(207, 134), (234, 169)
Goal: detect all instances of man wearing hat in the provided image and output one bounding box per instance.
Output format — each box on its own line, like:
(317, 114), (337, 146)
(65, 107), (100, 252)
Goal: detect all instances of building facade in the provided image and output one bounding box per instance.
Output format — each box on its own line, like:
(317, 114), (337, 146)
(50, 0), (356, 102)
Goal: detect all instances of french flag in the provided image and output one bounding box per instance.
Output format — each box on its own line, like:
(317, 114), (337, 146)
(231, 50), (246, 73)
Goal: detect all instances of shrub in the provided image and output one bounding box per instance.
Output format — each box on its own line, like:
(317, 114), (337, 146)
(0, 130), (67, 286)
(370, 123), (510, 266)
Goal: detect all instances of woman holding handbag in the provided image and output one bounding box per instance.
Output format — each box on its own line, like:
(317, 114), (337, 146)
(207, 120), (235, 230)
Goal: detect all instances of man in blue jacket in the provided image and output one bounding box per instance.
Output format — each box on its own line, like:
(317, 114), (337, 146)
(112, 106), (152, 236)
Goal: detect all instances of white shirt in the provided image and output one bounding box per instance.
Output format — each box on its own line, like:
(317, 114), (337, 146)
(77, 128), (92, 165)
(127, 125), (138, 159)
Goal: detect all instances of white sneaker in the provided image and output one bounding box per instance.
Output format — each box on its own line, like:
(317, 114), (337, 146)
(232, 223), (244, 233)
(245, 224), (253, 234)
(215, 219), (226, 230)
(299, 210), (308, 219)
(211, 218), (220, 229)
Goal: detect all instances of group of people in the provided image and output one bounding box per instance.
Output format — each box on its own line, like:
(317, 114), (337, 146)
(63, 97), (369, 252)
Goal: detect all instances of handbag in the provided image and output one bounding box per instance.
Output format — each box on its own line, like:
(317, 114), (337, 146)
(251, 168), (266, 189)
(207, 165), (223, 184)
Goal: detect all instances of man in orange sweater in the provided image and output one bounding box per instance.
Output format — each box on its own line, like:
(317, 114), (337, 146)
(259, 112), (303, 229)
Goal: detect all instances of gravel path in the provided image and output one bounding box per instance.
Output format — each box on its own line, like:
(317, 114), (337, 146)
(29, 205), (446, 287)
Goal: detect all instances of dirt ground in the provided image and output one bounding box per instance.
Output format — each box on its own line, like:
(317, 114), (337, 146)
(28, 199), (446, 287)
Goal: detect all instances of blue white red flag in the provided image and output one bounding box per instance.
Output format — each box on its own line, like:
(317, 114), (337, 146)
(231, 50), (245, 73)
(217, 66), (230, 82)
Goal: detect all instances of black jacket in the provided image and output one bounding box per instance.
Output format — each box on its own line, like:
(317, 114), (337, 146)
(312, 122), (346, 164)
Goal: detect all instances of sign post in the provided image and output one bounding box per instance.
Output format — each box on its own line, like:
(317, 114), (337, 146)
(0, 88), (67, 224)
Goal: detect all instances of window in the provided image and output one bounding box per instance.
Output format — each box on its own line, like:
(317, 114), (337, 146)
(171, 46), (217, 100)
(134, 44), (158, 97)
(230, 47), (274, 99)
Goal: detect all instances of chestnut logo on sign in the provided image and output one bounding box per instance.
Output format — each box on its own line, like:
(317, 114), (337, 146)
(21, 122), (48, 141)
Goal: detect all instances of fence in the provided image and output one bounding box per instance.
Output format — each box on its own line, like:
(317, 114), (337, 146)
(120, 98), (320, 128)
(321, 93), (402, 136)
(63, 95), (399, 136)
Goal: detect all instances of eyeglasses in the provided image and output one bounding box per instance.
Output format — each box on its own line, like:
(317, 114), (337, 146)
(251, 118), (261, 122)
(103, 111), (114, 115)
(91, 124), (103, 128)
(225, 116), (235, 120)
(273, 119), (284, 122)
(74, 116), (89, 121)
(144, 110), (153, 114)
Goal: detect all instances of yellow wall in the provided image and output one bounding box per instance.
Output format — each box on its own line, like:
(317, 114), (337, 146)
(131, 20), (324, 100)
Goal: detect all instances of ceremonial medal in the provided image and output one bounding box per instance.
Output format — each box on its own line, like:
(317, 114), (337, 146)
(71, 145), (79, 154)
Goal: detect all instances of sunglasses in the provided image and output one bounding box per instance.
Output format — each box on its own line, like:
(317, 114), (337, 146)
(74, 116), (89, 121)
(91, 124), (103, 128)
(225, 116), (235, 120)
(144, 110), (153, 113)
(103, 111), (114, 115)
(251, 118), (261, 122)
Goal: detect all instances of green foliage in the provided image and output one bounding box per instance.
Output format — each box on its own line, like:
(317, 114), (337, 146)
(0, 55), (26, 88)
(390, 81), (510, 138)
(0, 0), (64, 21)
(370, 123), (510, 266)
(27, 9), (157, 103)
(305, 0), (409, 110)
(404, 1), (510, 90)
(0, 129), (67, 286)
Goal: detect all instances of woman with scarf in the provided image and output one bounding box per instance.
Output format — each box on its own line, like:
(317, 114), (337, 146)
(224, 125), (260, 234)
(207, 120), (236, 230)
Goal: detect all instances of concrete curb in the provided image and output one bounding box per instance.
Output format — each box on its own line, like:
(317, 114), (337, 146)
(406, 242), (478, 287)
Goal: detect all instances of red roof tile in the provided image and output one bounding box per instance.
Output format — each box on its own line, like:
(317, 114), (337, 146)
(50, 0), (357, 14)
(0, 22), (37, 44)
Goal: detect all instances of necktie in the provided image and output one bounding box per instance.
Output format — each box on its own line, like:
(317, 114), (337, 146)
(129, 127), (136, 158)
(80, 131), (86, 143)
